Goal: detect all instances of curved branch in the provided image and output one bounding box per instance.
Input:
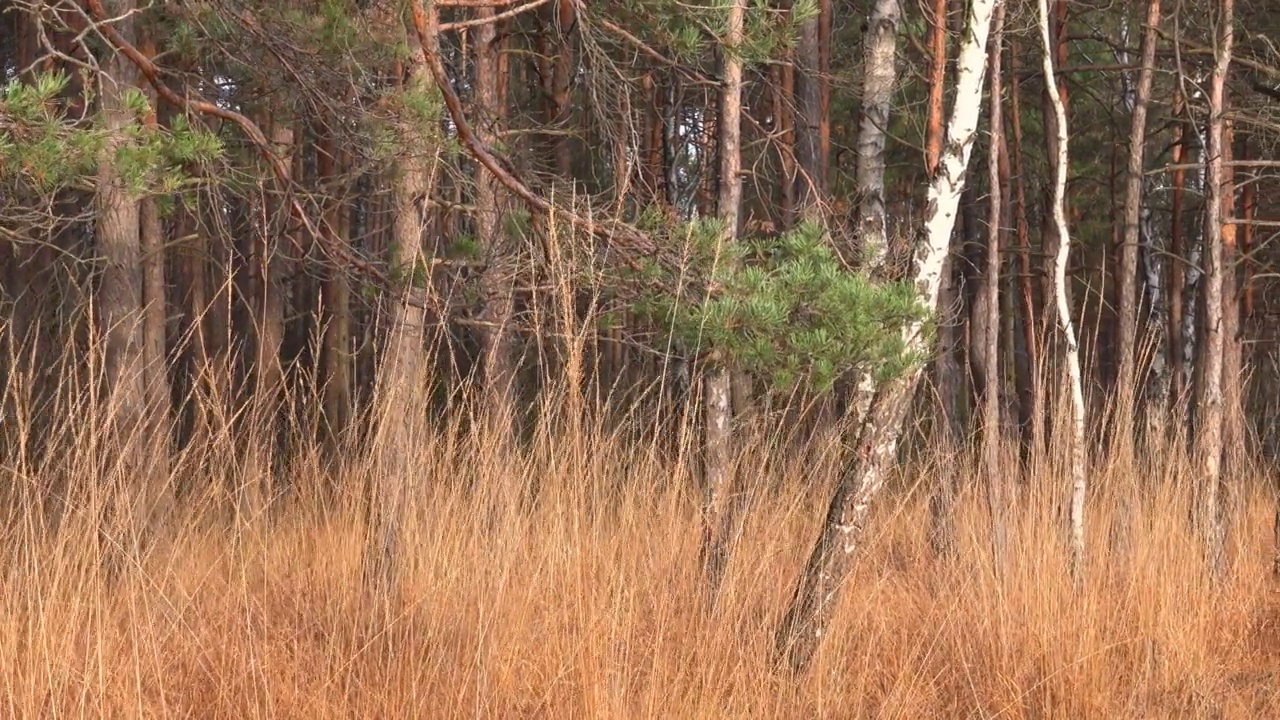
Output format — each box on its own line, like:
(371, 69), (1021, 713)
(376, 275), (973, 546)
(408, 0), (671, 274)
(83, 0), (396, 290)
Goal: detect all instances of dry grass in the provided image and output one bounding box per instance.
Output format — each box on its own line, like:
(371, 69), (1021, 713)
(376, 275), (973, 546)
(0, 385), (1279, 719)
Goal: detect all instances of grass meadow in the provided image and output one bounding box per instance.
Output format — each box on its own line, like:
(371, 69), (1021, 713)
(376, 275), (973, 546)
(0, 364), (1278, 719)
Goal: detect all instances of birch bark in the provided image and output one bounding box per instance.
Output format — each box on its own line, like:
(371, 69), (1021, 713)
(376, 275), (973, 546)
(1036, 0), (1087, 585)
(778, 0), (999, 672)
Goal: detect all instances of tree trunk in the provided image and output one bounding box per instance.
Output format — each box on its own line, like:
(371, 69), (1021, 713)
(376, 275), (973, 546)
(777, 0), (998, 671)
(984, 2), (1008, 569)
(1196, 0), (1233, 582)
(246, 111), (293, 514)
(1221, 127), (1243, 466)
(93, 0), (157, 563)
(138, 34), (171, 487)
(1168, 89), (1188, 407)
(924, 0), (948, 175)
(775, 55), (798, 228)
(929, 248), (964, 557)
(1037, 0), (1086, 586)
(1140, 169), (1170, 424)
(318, 136), (352, 456)
(794, 2), (824, 212)
(849, 0), (904, 430)
(1109, 0), (1162, 561)
(365, 20), (440, 592)
(1007, 39), (1041, 466)
(1115, 0), (1162, 431)
(854, 0), (903, 267)
(475, 3), (517, 423)
(1038, 1), (1071, 378)
(703, 0), (746, 595)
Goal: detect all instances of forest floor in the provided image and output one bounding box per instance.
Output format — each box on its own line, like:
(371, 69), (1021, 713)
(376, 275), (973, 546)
(2, 423), (1279, 719)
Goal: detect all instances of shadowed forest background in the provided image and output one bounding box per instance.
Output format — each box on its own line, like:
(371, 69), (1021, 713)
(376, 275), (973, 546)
(3, 0), (1280, 716)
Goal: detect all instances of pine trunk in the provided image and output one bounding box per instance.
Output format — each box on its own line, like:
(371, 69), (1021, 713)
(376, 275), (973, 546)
(475, 4), (517, 423)
(365, 20), (439, 592)
(1116, 0), (1163, 432)
(1007, 45), (1041, 465)
(318, 137), (352, 456)
(94, 0), (156, 561)
(984, 2), (1008, 569)
(1196, 0), (1233, 582)
(703, 0), (746, 595)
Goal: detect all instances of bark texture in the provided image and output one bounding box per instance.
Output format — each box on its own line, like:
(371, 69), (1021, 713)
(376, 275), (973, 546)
(854, 0), (903, 268)
(1197, 0), (1233, 581)
(850, 0), (904, 430)
(1116, 0), (1162, 423)
(365, 19), (439, 592)
(778, 0), (998, 672)
(984, 1), (1008, 569)
(94, 0), (161, 564)
(703, 0), (746, 595)
(1037, 0), (1087, 586)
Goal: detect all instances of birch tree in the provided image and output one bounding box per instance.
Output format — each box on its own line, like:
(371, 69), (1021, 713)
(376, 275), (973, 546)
(854, 0), (903, 270)
(777, 0), (999, 672)
(1037, 0), (1087, 584)
(850, 0), (903, 433)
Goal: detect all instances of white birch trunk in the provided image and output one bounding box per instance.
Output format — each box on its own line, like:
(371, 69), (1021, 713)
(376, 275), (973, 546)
(1037, 0), (1087, 585)
(1180, 119), (1209, 406)
(849, 0), (903, 429)
(855, 0), (903, 268)
(778, 0), (999, 672)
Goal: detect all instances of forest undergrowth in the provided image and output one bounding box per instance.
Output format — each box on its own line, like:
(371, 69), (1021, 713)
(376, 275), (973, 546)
(0, 376), (1278, 719)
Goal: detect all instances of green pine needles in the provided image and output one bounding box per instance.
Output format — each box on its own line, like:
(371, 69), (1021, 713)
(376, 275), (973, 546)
(635, 219), (929, 394)
(1, 71), (222, 199)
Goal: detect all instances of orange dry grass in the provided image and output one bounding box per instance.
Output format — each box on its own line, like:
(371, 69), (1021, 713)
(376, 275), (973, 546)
(0, 410), (1278, 719)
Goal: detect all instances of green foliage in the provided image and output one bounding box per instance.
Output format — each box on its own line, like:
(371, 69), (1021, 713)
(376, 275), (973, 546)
(1, 71), (222, 198)
(401, 84), (443, 130)
(0, 73), (102, 191)
(451, 234), (482, 260)
(389, 256), (433, 292)
(633, 220), (929, 394)
(317, 0), (360, 52)
(618, 0), (813, 66)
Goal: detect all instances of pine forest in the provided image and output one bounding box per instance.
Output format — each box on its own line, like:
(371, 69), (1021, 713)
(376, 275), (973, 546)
(3, 0), (1280, 716)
